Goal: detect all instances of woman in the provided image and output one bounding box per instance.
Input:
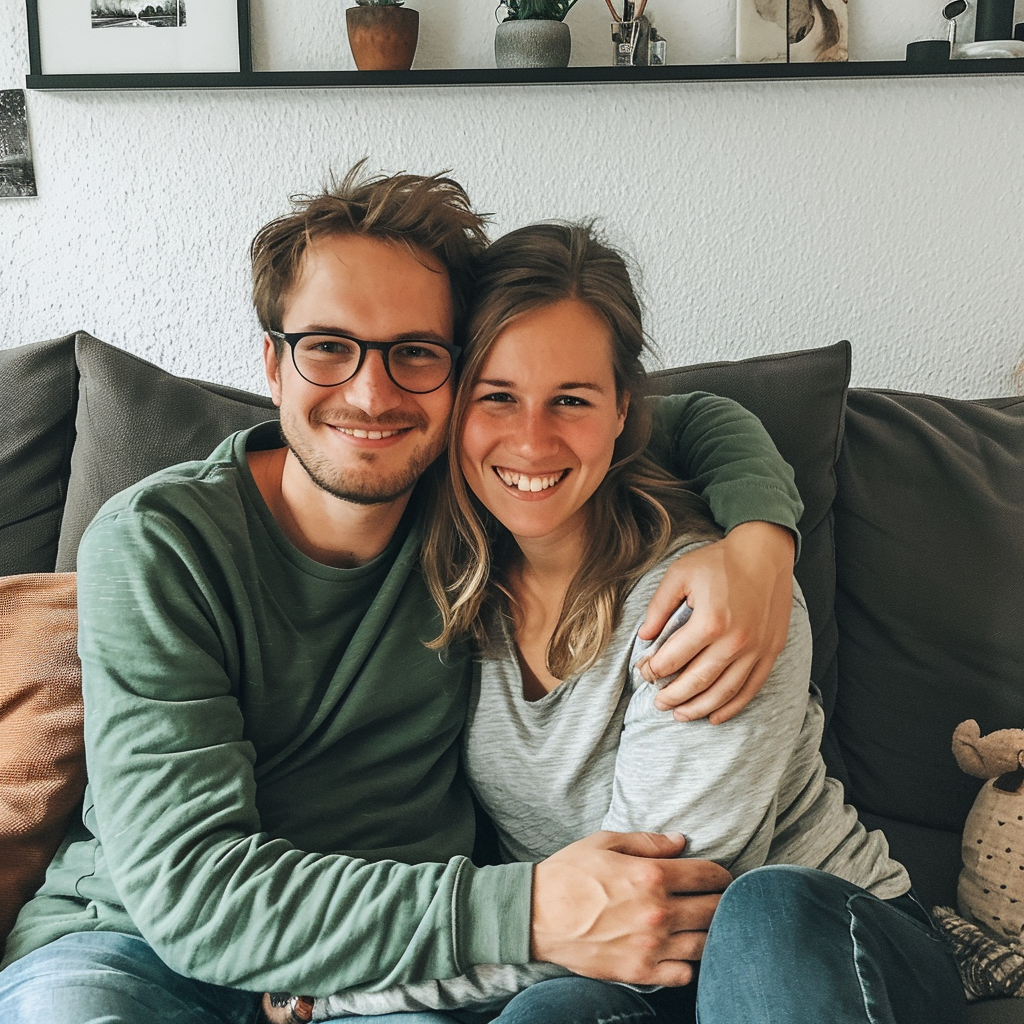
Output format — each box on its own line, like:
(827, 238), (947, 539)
(277, 223), (965, 1024)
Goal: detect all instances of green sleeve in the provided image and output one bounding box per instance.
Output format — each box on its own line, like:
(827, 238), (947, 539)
(76, 508), (532, 993)
(646, 392), (803, 559)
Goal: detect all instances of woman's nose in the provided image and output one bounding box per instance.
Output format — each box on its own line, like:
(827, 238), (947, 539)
(512, 407), (560, 457)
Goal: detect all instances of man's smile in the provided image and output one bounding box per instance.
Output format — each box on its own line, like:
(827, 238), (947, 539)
(333, 425), (411, 441)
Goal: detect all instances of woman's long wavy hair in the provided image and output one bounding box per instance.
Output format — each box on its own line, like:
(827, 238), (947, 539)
(421, 222), (718, 679)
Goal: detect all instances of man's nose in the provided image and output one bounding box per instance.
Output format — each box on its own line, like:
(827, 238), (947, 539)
(342, 350), (404, 415)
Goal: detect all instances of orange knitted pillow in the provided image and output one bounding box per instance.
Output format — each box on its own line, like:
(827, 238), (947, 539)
(0, 573), (84, 952)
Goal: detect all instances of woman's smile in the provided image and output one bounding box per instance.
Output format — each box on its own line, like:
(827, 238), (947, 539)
(493, 467), (570, 495)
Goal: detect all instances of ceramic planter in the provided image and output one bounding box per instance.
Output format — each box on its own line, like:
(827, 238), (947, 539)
(494, 19), (571, 68)
(346, 5), (419, 71)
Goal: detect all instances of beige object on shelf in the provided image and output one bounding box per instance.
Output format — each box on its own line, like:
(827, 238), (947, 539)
(737, 0), (848, 63)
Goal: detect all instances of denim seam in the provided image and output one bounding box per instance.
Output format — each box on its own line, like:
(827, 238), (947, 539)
(849, 894), (876, 1024)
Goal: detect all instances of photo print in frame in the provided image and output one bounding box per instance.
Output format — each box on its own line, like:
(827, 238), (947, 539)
(737, 0), (848, 62)
(26, 0), (251, 76)
(0, 90), (36, 198)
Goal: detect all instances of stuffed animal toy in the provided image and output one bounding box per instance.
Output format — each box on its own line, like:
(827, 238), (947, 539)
(933, 719), (1024, 1000)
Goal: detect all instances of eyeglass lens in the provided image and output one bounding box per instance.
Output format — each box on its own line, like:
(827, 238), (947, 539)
(294, 335), (453, 393)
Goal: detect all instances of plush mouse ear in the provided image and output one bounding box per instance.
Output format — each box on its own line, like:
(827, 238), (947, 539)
(952, 719), (1024, 780)
(952, 720), (990, 779)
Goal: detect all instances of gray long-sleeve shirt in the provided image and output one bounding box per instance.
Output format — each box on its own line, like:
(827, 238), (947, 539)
(312, 542), (909, 1019)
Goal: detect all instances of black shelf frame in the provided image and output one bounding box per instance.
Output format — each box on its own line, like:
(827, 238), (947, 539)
(24, 58), (1024, 90)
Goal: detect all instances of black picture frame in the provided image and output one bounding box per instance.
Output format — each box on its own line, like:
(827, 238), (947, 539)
(25, 0), (251, 78)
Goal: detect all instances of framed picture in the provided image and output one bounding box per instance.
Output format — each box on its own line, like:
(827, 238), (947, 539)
(26, 0), (251, 77)
(0, 90), (37, 198)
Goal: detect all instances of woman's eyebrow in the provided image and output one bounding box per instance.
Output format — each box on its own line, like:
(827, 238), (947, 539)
(475, 378), (606, 393)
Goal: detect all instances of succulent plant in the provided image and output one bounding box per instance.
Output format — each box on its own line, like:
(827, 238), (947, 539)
(498, 0), (582, 21)
(354, 0), (405, 6)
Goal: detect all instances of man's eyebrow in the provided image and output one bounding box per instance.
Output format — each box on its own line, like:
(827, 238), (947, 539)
(298, 325), (452, 344)
(475, 378), (608, 393)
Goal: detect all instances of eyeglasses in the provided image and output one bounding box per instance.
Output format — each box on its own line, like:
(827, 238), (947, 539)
(269, 331), (461, 395)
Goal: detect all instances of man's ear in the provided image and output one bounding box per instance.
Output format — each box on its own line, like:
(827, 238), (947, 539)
(263, 334), (283, 407)
(616, 390), (630, 437)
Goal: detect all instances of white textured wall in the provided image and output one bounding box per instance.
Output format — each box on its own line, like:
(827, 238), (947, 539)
(2, 0), (1023, 398)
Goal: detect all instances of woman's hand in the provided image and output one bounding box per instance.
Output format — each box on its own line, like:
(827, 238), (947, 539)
(633, 521), (795, 723)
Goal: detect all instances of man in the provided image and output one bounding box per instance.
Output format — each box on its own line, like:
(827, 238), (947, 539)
(0, 167), (801, 1022)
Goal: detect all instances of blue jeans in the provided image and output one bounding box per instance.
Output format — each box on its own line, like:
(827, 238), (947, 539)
(0, 867), (966, 1024)
(695, 865), (967, 1024)
(475, 865), (966, 1024)
(478, 978), (693, 1023)
(0, 931), (262, 1023)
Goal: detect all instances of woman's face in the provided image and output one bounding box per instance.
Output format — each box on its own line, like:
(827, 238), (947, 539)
(459, 298), (628, 550)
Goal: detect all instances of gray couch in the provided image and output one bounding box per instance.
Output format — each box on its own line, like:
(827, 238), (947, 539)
(2, 331), (1022, 1021)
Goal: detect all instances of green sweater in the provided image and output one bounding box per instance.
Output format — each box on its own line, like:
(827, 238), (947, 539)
(2, 395), (801, 993)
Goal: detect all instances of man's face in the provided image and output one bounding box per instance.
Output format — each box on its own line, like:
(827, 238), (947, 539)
(265, 232), (455, 506)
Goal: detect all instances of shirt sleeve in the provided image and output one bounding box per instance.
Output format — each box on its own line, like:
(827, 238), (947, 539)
(645, 392), (804, 559)
(601, 578), (816, 875)
(76, 507), (532, 995)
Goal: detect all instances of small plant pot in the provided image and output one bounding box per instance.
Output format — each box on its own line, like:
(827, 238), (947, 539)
(346, 5), (420, 72)
(494, 19), (571, 68)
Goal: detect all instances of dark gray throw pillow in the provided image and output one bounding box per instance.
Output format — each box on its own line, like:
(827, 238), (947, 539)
(0, 335), (79, 576)
(648, 341), (851, 731)
(833, 389), (1024, 905)
(55, 333), (277, 571)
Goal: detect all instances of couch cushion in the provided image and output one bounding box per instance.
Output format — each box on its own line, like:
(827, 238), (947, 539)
(0, 335), (78, 576)
(967, 999), (1024, 1023)
(56, 333), (278, 571)
(857, 810), (963, 910)
(648, 341), (850, 730)
(0, 573), (83, 955)
(833, 390), (1024, 902)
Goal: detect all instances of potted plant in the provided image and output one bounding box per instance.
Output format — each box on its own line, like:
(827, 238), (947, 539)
(346, 0), (419, 71)
(495, 0), (583, 68)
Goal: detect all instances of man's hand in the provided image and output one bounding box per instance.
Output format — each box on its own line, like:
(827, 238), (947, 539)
(531, 831), (732, 987)
(634, 521), (796, 724)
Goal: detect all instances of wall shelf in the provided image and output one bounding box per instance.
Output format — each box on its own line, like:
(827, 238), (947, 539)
(24, 58), (1024, 90)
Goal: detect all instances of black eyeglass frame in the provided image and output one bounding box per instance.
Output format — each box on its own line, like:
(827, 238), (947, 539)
(268, 330), (462, 395)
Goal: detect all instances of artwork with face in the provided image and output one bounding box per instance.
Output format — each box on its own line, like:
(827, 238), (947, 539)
(0, 91), (36, 199)
(789, 0), (848, 61)
(736, 0), (848, 62)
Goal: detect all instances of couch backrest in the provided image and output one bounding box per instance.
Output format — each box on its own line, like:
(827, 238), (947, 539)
(831, 388), (1024, 907)
(0, 335), (78, 576)
(9, 332), (1022, 911)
